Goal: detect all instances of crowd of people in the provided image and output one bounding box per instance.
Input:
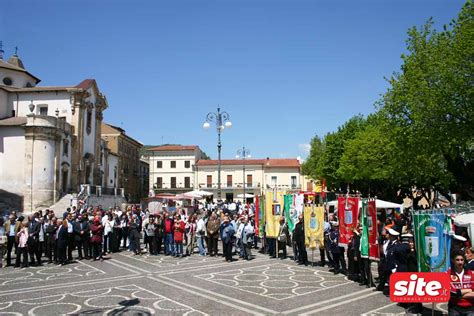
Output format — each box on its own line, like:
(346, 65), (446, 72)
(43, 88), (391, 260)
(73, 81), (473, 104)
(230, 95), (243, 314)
(0, 200), (473, 314)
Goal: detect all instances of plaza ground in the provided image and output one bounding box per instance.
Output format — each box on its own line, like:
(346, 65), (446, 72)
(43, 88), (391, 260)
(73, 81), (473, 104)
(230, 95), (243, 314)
(0, 250), (448, 315)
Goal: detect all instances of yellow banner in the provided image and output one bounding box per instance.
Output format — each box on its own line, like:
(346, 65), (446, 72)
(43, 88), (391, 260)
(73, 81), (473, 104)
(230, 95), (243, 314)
(265, 191), (283, 238)
(304, 205), (324, 249)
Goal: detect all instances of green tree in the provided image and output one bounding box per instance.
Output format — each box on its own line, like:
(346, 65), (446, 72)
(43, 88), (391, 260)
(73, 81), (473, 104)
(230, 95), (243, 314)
(378, 1), (474, 198)
(301, 135), (324, 179)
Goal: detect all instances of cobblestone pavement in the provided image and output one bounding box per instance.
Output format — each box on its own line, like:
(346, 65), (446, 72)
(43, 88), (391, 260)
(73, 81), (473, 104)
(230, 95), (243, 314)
(0, 249), (448, 315)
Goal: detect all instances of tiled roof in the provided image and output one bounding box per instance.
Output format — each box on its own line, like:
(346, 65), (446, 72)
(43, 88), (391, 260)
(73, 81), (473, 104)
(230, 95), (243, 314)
(265, 159), (301, 168)
(75, 79), (95, 90)
(196, 158), (300, 168)
(148, 145), (198, 152)
(197, 159), (264, 166)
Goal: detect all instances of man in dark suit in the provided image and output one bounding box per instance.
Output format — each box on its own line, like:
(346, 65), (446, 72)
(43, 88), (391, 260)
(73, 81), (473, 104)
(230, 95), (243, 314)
(74, 215), (90, 260)
(378, 228), (400, 294)
(466, 247), (474, 271)
(44, 218), (57, 264)
(56, 220), (69, 265)
(293, 215), (308, 265)
(28, 213), (42, 266)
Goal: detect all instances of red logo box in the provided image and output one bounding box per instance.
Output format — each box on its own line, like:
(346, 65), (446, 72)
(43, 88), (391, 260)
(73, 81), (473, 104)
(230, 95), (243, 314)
(390, 272), (450, 303)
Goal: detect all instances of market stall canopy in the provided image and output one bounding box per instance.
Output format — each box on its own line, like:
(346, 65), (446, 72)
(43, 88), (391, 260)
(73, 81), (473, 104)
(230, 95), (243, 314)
(237, 193), (255, 198)
(169, 194), (193, 200)
(155, 193), (175, 199)
(326, 199), (404, 210)
(184, 190), (213, 198)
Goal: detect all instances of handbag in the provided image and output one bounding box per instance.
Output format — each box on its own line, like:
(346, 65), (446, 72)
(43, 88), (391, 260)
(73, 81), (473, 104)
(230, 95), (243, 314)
(0, 235), (6, 245)
(278, 233), (286, 242)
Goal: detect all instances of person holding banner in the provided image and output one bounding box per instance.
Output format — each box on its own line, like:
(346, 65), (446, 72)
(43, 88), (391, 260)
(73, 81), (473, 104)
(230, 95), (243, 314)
(329, 221), (342, 274)
(277, 217), (289, 259)
(293, 215), (308, 265)
(379, 228), (401, 295)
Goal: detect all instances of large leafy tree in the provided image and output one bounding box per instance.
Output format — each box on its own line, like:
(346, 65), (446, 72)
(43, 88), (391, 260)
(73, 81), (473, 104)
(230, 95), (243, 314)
(379, 1), (473, 199)
(303, 1), (473, 200)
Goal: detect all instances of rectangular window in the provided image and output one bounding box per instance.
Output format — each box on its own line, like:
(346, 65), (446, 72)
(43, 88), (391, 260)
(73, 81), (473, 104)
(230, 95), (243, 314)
(184, 177), (191, 188)
(63, 139), (69, 156)
(307, 181), (313, 191)
(157, 177), (162, 189)
(157, 161), (162, 168)
(227, 175), (232, 188)
(271, 176), (277, 186)
(291, 176), (297, 189)
(39, 106), (48, 116)
(207, 175), (212, 188)
(171, 161), (176, 168)
(86, 110), (92, 134)
(247, 174), (252, 188)
(171, 177), (177, 188)
(185, 161), (191, 168)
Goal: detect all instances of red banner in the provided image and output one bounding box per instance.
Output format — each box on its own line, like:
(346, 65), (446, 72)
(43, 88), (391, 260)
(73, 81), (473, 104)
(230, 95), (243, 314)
(255, 195), (259, 236)
(368, 199), (380, 261)
(337, 196), (359, 246)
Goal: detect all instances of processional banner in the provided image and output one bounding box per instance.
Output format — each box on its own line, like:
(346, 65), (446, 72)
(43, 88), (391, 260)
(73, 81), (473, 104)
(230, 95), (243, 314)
(337, 196), (359, 247)
(414, 212), (451, 272)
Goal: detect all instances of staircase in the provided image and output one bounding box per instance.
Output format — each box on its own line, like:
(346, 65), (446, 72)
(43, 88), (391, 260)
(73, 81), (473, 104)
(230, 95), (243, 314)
(48, 194), (74, 213)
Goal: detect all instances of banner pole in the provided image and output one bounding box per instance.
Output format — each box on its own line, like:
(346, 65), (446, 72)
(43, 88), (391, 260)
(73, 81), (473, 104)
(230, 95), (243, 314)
(312, 248), (314, 267)
(431, 302), (434, 316)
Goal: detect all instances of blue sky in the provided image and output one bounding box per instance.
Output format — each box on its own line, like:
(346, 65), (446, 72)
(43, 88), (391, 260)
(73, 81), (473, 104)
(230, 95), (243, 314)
(1, 0), (465, 160)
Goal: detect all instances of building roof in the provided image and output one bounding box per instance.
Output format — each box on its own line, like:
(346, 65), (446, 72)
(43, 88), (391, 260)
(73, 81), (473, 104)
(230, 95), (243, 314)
(264, 159), (301, 168)
(101, 123), (124, 135)
(101, 122), (143, 147)
(196, 158), (300, 168)
(75, 79), (95, 90)
(147, 145), (199, 152)
(0, 85), (79, 93)
(0, 116), (27, 126)
(7, 54), (25, 69)
(0, 59), (41, 84)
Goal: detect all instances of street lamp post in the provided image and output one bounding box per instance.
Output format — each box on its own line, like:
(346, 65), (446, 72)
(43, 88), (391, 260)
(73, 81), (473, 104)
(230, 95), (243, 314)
(236, 147), (251, 204)
(203, 107), (232, 200)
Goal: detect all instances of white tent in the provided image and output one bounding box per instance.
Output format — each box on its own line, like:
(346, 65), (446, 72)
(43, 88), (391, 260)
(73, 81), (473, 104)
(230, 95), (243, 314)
(326, 199), (404, 211)
(237, 193), (255, 198)
(453, 213), (474, 241)
(184, 190), (213, 197)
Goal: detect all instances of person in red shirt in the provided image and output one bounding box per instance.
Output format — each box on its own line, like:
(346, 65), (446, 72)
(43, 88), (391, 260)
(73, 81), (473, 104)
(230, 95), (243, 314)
(449, 249), (474, 315)
(173, 215), (185, 257)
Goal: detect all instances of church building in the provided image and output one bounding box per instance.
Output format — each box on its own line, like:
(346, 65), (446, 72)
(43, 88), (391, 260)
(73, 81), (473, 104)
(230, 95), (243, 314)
(0, 48), (108, 211)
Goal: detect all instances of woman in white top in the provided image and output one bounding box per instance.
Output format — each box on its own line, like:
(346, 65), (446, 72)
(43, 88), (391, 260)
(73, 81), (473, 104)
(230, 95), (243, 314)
(102, 213), (114, 255)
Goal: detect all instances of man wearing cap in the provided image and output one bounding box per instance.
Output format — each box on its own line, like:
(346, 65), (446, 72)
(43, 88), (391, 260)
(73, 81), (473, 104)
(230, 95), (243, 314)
(378, 228), (401, 294)
(328, 221), (342, 273)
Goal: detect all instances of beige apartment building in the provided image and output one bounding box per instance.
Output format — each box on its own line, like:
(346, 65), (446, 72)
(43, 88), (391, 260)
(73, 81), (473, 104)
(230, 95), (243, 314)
(101, 123), (143, 202)
(145, 145), (203, 194)
(195, 158), (302, 201)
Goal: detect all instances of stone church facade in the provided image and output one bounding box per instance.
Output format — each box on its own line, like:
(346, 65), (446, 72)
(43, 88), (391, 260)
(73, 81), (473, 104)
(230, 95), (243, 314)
(0, 50), (108, 211)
